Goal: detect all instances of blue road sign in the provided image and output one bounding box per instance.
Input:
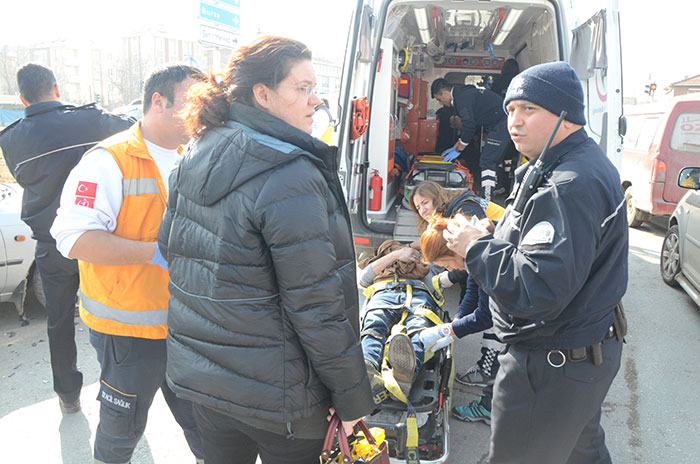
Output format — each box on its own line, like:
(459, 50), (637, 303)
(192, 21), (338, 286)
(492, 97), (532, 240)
(199, 2), (240, 29)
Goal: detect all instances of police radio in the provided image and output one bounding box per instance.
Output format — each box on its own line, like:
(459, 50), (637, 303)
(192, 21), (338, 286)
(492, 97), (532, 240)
(512, 111), (567, 214)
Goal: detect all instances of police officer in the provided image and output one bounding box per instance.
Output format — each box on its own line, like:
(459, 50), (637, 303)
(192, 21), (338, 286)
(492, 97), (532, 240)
(0, 63), (133, 414)
(431, 79), (510, 202)
(443, 61), (628, 463)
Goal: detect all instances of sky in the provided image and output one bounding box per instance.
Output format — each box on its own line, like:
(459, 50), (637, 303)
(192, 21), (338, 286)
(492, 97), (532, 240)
(1, 0), (698, 100)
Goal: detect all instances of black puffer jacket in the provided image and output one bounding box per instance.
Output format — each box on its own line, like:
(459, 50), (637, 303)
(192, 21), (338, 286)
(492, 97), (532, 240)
(159, 102), (372, 439)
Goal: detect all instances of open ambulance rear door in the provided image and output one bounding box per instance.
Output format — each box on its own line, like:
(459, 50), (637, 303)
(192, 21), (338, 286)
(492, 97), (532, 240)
(569, 1), (624, 170)
(337, 0), (396, 255)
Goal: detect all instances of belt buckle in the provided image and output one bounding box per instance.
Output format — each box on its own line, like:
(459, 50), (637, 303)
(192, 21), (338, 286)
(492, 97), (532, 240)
(546, 349), (566, 368)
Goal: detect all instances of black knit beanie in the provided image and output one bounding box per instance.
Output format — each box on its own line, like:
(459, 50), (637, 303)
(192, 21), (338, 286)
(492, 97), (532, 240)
(503, 61), (586, 125)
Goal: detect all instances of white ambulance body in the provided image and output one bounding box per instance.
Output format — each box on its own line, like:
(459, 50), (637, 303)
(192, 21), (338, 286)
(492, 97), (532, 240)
(335, 0), (623, 256)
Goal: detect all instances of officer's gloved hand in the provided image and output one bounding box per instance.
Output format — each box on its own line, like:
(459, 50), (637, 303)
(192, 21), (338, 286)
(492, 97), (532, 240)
(441, 147), (461, 162)
(437, 271), (454, 288)
(151, 245), (168, 271)
(419, 324), (454, 353)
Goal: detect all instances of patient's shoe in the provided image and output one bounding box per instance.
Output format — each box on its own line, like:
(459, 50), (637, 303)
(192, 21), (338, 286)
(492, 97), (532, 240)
(387, 333), (416, 399)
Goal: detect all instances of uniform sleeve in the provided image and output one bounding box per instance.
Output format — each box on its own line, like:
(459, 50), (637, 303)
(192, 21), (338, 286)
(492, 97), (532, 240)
(258, 162), (372, 420)
(98, 110), (135, 138)
(452, 283), (493, 339)
(50, 148), (124, 258)
(457, 92), (477, 144)
(464, 180), (601, 321)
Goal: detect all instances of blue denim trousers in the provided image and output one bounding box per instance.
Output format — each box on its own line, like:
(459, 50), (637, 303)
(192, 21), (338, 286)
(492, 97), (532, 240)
(361, 288), (436, 373)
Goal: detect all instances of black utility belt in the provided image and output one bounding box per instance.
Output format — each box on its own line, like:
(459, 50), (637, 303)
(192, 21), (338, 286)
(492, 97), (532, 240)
(545, 326), (617, 368)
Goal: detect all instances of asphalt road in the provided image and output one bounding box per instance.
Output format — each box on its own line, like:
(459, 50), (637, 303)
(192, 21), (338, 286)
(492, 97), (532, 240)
(1, 218), (699, 463)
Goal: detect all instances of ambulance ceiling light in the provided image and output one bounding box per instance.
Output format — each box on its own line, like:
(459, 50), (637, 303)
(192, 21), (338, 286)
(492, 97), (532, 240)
(493, 9), (523, 46)
(414, 7), (432, 44)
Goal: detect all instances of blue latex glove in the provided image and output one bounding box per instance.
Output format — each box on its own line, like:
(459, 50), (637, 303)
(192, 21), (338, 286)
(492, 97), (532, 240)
(419, 324), (455, 353)
(441, 147), (461, 162)
(150, 245), (168, 271)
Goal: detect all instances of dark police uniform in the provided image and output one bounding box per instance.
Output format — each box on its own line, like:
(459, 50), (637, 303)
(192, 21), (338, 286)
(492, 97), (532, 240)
(451, 85), (510, 196)
(464, 128), (628, 463)
(0, 101), (133, 404)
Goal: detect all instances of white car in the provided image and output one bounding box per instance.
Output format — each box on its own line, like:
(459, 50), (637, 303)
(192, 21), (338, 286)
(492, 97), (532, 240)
(0, 183), (44, 315)
(661, 167), (700, 307)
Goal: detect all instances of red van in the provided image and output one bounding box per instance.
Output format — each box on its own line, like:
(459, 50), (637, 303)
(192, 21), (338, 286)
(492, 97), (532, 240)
(621, 95), (700, 227)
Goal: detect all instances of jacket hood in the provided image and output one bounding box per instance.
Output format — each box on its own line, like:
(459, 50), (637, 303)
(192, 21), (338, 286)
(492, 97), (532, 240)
(175, 102), (335, 206)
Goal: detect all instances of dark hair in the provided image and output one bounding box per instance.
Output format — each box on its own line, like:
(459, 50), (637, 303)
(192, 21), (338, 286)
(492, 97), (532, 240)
(502, 58), (520, 75)
(183, 36), (312, 138)
(143, 64), (205, 114)
(431, 78), (451, 98)
(17, 63), (57, 104)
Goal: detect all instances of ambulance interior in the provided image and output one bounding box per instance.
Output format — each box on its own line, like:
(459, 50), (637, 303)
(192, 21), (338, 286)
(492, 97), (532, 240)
(363, 1), (562, 236)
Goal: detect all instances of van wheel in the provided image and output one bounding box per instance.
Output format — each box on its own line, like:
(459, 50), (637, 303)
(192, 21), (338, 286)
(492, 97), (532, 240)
(660, 225), (681, 287)
(625, 187), (646, 227)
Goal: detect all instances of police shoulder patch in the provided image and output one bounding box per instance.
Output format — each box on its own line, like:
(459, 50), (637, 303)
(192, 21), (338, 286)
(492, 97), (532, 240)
(521, 221), (555, 247)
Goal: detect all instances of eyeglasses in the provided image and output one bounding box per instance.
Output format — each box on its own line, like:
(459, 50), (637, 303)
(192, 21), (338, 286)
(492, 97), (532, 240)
(277, 83), (317, 98)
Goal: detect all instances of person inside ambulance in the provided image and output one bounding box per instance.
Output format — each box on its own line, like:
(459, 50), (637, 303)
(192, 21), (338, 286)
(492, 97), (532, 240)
(431, 78), (511, 202)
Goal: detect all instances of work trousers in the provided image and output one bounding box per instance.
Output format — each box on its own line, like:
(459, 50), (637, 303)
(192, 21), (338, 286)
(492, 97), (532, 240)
(479, 122), (509, 201)
(193, 404), (325, 464)
(89, 330), (203, 464)
(34, 241), (82, 402)
(489, 337), (623, 464)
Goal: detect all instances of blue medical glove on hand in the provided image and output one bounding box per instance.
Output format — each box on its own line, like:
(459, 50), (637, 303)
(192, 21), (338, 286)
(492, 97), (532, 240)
(441, 147), (461, 162)
(150, 245), (168, 271)
(419, 324), (455, 353)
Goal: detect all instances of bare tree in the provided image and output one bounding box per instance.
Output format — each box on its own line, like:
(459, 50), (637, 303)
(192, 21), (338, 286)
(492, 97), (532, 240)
(0, 46), (29, 95)
(108, 56), (148, 106)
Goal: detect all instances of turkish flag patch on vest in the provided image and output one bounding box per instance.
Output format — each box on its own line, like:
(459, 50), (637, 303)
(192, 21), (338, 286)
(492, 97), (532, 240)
(75, 181), (97, 208)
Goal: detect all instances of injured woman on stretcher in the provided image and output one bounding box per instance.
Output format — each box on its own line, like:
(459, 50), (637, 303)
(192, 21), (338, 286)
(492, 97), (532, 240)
(358, 215), (495, 405)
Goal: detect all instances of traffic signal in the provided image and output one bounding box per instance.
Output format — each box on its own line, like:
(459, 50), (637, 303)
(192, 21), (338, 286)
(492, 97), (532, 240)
(645, 82), (657, 96)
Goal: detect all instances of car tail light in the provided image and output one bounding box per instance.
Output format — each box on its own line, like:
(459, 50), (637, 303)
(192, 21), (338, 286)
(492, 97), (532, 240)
(651, 158), (667, 182)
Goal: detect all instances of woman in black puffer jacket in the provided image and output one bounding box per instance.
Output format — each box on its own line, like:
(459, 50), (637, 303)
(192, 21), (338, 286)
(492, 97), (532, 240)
(158, 36), (372, 464)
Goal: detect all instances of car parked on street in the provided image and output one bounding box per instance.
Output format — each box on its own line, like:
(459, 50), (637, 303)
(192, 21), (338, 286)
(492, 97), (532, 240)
(661, 167), (700, 307)
(621, 95), (700, 227)
(0, 182), (44, 315)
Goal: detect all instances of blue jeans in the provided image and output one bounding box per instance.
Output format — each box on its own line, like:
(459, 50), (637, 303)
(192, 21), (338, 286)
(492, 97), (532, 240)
(361, 288), (436, 373)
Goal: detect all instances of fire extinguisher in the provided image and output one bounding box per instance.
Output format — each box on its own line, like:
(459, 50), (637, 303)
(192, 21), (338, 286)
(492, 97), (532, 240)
(369, 169), (383, 211)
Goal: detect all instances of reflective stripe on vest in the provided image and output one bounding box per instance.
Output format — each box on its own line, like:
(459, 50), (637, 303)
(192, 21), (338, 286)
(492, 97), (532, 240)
(80, 290), (168, 326)
(123, 177), (160, 196)
(77, 122), (171, 340)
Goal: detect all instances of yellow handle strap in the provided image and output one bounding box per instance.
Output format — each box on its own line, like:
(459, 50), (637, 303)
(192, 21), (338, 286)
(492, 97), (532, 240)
(431, 274), (446, 306)
(413, 305), (444, 327)
(390, 310), (410, 336)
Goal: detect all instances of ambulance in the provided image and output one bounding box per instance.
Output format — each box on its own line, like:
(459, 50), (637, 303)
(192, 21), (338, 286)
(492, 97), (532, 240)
(334, 0), (624, 257)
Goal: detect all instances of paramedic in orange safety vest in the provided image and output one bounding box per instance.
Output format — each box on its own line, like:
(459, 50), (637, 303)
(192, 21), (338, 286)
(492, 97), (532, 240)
(50, 64), (206, 464)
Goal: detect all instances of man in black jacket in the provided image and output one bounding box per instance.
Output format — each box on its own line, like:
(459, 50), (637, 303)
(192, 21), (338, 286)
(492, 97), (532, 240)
(432, 79), (510, 202)
(444, 62), (627, 463)
(0, 63), (133, 414)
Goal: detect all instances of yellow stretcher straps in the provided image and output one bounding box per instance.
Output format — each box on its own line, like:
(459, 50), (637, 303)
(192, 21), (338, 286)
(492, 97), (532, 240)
(363, 278), (444, 308)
